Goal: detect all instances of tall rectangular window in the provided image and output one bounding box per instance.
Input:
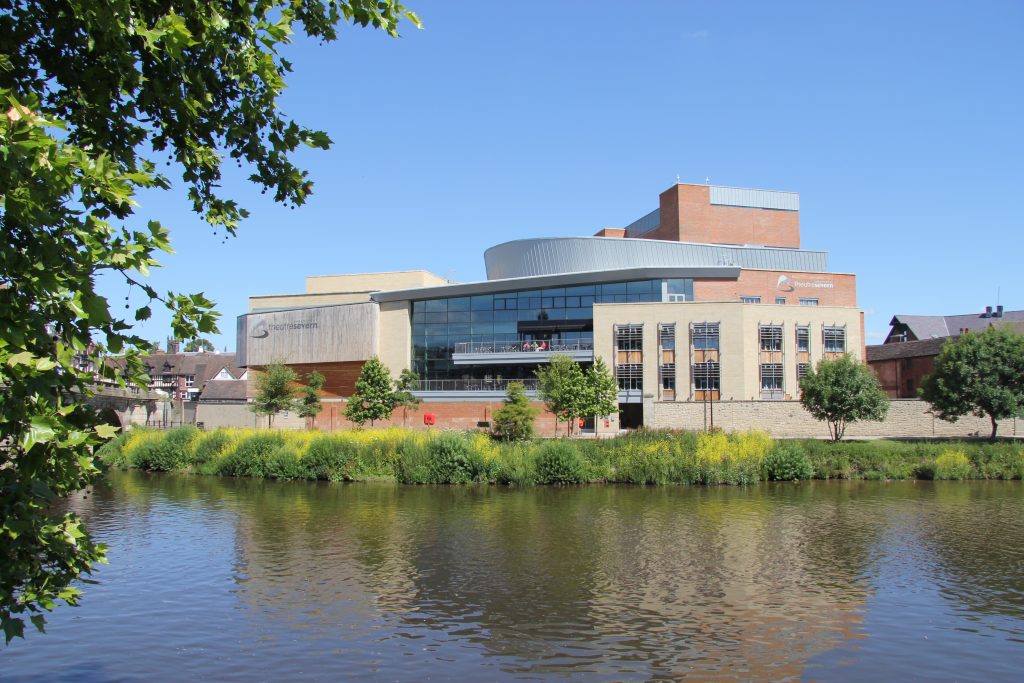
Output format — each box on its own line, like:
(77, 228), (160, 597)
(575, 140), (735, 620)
(690, 322), (720, 400)
(824, 326), (846, 354)
(759, 325), (783, 352)
(796, 327), (810, 353)
(659, 324), (676, 400)
(760, 363), (784, 399)
(615, 324), (643, 391)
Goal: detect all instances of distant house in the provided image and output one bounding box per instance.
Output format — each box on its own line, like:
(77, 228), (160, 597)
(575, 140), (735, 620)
(866, 337), (951, 398)
(869, 305), (1023, 398)
(884, 305), (1022, 343)
(102, 338), (243, 403)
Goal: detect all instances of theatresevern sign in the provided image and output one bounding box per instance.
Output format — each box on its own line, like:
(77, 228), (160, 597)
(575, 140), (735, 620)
(250, 319), (319, 338)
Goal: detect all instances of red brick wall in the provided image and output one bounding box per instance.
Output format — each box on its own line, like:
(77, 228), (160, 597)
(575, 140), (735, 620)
(311, 400), (564, 435)
(653, 184), (801, 248)
(695, 270), (858, 307)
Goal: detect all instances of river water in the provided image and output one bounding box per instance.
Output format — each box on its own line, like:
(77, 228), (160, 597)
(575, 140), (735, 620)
(5, 472), (1024, 681)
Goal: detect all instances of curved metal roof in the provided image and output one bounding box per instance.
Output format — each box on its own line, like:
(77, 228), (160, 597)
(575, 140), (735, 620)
(484, 237), (829, 280)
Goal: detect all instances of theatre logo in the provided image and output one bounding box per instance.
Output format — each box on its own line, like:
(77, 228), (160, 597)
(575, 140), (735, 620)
(250, 317), (320, 339)
(777, 275), (834, 292)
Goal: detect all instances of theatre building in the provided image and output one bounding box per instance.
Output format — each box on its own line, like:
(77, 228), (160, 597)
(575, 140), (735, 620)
(237, 183), (863, 432)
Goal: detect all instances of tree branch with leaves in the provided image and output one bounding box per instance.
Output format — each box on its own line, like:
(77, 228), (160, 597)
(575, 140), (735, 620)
(0, 0), (419, 642)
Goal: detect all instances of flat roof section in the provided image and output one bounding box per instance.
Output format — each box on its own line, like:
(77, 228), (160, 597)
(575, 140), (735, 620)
(370, 266), (742, 303)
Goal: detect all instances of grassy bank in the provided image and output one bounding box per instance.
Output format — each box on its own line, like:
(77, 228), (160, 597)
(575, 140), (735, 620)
(97, 427), (1024, 485)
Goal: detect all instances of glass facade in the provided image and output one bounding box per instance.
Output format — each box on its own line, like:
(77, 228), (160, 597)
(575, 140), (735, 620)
(411, 279), (678, 381)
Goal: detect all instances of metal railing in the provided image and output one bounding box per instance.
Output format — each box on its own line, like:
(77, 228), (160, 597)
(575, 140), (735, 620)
(453, 339), (594, 355)
(413, 378), (539, 392)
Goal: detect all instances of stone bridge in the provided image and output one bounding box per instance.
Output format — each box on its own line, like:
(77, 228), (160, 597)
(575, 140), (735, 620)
(85, 385), (167, 430)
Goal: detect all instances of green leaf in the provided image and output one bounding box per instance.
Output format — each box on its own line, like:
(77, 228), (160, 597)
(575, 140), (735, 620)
(95, 424), (120, 439)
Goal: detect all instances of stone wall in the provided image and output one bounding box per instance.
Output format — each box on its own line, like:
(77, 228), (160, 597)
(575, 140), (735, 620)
(650, 398), (1019, 439)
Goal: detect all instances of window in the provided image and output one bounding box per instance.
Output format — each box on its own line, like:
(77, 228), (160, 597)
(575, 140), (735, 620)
(760, 363), (784, 399)
(615, 324), (643, 351)
(660, 364), (676, 391)
(659, 324), (675, 351)
(775, 297), (786, 305)
(799, 298), (819, 306)
(184, 374), (195, 387)
(823, 326), (846, 354)
(691, 323), (719, 350)
(659, 324), (676, 400)
(693, 362), (720, 394)
(161, 374), (171, 384)
(796, 326), (810, 353)
(665, 278), (693, 302)
(797, 363), (809, 380)
(759, 325), (783, 352)
(616, 364), (643, 391)
(741, 296), (761, 304)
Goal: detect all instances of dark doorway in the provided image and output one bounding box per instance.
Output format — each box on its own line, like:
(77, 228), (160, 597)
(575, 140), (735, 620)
(619, 403), (643, 430)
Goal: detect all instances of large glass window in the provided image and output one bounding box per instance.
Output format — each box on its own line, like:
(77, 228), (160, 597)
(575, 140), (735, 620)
(759, 325), (783, 352)
(410, 279), (663, 380)
(691, 323), (719, 350)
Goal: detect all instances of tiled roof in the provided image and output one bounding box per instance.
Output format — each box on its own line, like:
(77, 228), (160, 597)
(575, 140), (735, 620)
(867, 337), (954, 362)
(890, 310), (1024, 340)
(198, 380), (248, 401)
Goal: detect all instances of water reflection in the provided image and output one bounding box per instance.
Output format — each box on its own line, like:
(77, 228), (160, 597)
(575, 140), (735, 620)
(8, 474), (1024, 682)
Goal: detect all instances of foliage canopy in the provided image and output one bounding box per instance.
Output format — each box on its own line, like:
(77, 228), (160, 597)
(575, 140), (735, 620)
(492, 381), (538, 441)
(344, 357), (397, 426)
(0, 0), (417, 641)
(919, 327), (1024, 440)
(799, 355), (889, 441)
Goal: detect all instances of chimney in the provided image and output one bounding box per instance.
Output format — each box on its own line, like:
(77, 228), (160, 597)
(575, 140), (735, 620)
(167, 337), (181, 354)
(983, 306), (993, 318)
(996, 305), (1004, 318)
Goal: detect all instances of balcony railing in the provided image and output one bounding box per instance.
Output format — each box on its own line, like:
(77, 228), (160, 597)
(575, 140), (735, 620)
(453, 339), (594, 355)
(413, 378), (539, 392)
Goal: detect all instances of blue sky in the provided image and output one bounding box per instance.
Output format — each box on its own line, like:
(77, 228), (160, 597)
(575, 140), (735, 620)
(102, 0), (1024, 350)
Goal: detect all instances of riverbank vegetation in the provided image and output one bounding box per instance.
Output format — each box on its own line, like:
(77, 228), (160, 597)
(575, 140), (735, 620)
(98, 427), (1024, 486)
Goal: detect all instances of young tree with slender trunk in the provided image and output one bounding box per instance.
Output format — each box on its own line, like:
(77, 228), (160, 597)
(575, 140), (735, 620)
(799, 355), (889, 441)
(251, 363), (299, 428)
(920, 327), (1024, 440)
(536, 354), (586, 436)
(393, 368), (422, 427)
(297, 370), (326, 430)
(344, 357), (398, 427)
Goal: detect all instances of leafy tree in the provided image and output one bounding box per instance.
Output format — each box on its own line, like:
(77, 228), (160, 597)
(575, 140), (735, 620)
(799, 355), (889, 441)
(919, 327), (1024, 440)
(580, 357), (619, 425)
(535, 354), (586, 436)
(344, 357), (397, 427)
(184, 338), (215, 353)
(492, 381), (538, 441)
(393, 368), (422, 427)
(251, 363), (299, 428)
(0, 0), (417, 640)
(297, 370), (326, 429)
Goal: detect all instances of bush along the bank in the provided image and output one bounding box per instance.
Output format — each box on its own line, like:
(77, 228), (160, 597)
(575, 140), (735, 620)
(98, 427), (1024, 486)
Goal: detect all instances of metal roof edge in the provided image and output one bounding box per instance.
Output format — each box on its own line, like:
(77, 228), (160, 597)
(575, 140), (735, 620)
(371, 267), (742, 303)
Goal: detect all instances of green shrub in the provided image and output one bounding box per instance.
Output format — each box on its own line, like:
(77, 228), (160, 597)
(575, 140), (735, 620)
(96, 430), (131, 467)
(427, 432), (484, 484)
(264, 445), (305, 480)
(191, 430), (232, 467)
(215, 433), (284, 478)
(535, 440), (585, 484)
(394, 437), (433, 484)
(302, 435), (358, 481)
(491, 445), (538, 486)
(934, 449), (972, 480)
(765, 442), (814, 481)
(133, 427), (199, 471)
